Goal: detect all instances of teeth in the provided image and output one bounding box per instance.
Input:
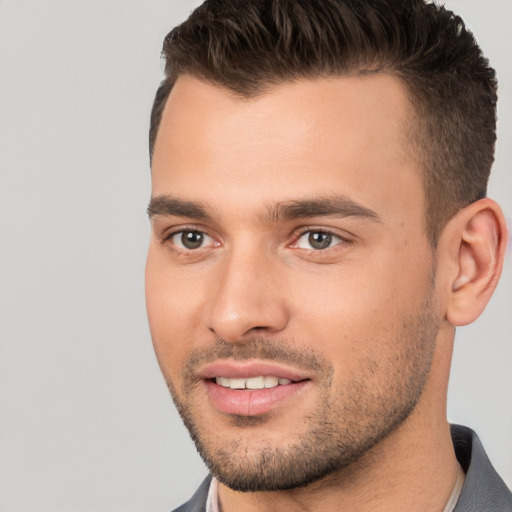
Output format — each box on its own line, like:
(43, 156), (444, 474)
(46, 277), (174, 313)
(246, 376), (265, 389)
(216, 377), (230, 387)
(215, 376), (294, 389)
(264, 376), (278, 388)
(229, 378), (246, 389)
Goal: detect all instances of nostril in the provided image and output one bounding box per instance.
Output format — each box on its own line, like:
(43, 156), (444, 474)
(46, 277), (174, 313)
(206, 291), (289, 341)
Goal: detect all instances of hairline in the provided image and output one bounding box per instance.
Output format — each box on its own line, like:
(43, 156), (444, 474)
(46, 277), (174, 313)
(150, 68), (441, 246)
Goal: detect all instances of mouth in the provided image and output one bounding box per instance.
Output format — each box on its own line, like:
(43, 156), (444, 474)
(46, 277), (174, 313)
(198, 361), (312, 416)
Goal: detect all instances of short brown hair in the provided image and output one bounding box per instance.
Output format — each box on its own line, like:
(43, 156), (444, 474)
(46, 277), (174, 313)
(149, 0), (497, 245)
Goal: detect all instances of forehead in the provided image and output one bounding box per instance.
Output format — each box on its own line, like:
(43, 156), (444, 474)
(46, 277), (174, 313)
(151, 74), (424, 229)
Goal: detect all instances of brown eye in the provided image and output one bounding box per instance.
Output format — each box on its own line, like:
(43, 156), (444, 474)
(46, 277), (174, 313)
(170, 230), (213, 250)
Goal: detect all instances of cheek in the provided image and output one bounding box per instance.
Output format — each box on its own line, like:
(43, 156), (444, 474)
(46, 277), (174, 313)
(288, 249), (432, 363)
(145, 252), (203, 377)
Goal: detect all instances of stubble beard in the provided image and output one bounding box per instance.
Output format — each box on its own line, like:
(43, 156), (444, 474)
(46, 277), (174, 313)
(164, 295), (439, 493)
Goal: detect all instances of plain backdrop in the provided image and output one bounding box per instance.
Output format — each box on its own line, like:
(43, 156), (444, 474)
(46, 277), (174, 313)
(0, 1), (511, 510)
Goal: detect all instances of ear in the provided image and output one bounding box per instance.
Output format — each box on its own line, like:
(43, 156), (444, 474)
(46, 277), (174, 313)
(442, 198), (508, 327)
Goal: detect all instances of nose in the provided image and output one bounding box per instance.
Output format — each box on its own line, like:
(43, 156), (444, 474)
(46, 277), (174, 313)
(204, 247), (289, 342)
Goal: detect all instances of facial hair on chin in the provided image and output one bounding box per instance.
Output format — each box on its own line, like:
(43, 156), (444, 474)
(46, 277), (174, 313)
(164, 298), (439, 492)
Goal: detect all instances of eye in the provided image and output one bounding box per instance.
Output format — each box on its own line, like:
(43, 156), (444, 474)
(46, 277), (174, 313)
(169, 230), (216, 250)
(294, 230), (343, 250)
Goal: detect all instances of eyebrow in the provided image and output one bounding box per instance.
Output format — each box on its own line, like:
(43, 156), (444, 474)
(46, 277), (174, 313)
(147, 195), (381, 223)
(147, 196), (212, 220)
(265, 196), (381, 223)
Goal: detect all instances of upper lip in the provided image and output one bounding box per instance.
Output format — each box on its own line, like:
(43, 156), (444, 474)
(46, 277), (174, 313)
(198, 360), (312, 382)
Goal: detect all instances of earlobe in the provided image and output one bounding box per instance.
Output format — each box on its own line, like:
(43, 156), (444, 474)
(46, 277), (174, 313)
(445, 198), (508, 327)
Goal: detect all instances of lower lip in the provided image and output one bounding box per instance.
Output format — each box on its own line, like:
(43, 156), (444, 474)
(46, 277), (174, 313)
(204, 380), (310, 416)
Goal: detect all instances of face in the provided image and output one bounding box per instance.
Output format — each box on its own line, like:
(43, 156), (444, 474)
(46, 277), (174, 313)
(146, 75), (440, 491)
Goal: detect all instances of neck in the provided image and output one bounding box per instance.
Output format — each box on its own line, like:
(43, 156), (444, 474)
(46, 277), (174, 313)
(218, 416), (458, 512)
(218, 334), (458, 512)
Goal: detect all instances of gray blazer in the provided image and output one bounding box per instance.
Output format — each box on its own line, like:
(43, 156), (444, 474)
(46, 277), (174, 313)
(172, 425), (512, 512)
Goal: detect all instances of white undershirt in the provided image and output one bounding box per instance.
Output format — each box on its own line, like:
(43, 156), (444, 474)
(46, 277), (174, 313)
(205, 478), (220, 512)
(443, 463), (466, 512)
(206, 464), (465, 512)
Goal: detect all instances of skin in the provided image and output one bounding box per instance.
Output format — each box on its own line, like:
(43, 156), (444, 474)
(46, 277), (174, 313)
(146, 75), (507, 511)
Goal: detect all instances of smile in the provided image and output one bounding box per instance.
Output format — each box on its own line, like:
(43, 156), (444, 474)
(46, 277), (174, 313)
(198, 361), (312, 416)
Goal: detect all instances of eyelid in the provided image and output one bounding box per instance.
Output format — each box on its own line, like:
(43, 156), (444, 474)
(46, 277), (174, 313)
(161, 223), (208, 240)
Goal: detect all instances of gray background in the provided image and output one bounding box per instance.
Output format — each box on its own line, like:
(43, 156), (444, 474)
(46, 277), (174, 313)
(0, 1), (510, 510)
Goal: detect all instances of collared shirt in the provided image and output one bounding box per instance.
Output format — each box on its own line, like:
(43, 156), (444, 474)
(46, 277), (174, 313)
(206, 464), (465, 512)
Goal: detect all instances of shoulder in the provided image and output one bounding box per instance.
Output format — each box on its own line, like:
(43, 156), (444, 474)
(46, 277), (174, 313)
(171, 476), (212, 512)
(452, 425), (512, 511)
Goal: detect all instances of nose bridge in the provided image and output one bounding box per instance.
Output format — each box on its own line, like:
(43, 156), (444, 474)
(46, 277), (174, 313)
(205, 239), (288, 341)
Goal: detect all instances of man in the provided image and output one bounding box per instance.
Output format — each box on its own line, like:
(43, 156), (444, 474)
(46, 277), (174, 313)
(145, 0), (511, 510)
